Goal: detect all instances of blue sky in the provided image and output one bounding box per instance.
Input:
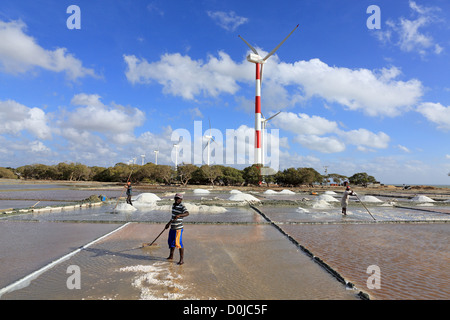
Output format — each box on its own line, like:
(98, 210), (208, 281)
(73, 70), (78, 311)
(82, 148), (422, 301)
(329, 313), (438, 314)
(0, 0), (449, 184)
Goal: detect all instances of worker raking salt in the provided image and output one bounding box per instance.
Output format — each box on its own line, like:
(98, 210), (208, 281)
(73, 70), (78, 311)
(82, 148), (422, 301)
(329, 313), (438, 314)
(341, 185), (356, 216)
(165, 193), (189, 265)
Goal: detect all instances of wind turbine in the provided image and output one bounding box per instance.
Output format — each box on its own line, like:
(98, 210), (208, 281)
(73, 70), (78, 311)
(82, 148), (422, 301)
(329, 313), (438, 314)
(173, 144), (179, 170)
(203, 118), (215, 166)
(238, 24), (298, 166)
(261, 111), (281, 167)
(154, 149), (159, 165)
(141, 154), (145, 165)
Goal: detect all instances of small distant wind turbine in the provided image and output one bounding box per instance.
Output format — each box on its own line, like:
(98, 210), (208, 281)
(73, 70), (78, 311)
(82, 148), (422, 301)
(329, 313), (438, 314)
(173, 144), (179, 170)
(261, 111), (281, 167)
(154, 149), (159, 165)
(203, 119), (215, 166)
(141, 154), (145, 165)
(238, 25), (298, 166)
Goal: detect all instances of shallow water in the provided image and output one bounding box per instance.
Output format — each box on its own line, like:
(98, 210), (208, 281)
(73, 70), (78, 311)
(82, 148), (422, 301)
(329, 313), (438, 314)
(281, 223), (450, 300)
(1, 223), (357, 300)
(1, 184), (449, 300)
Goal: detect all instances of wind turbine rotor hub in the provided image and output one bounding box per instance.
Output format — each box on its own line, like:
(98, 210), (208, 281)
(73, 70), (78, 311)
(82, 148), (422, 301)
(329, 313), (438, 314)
(246, 53), (265, 64)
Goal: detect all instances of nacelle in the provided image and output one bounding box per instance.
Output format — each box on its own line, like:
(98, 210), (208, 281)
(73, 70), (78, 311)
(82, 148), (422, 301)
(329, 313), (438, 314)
(246, 53), (265, 64)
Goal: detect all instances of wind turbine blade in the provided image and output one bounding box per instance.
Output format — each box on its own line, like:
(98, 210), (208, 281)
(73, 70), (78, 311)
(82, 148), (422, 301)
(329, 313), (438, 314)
(238, 35), (259, 55)
(266, 111), (281, 121)
(263, 24), (299, 61)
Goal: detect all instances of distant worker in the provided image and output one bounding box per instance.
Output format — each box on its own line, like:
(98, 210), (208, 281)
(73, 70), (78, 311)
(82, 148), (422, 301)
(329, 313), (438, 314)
(125, 181), (133, 206)
(341, 185), (356, 215)
(165, 193), (189, 265)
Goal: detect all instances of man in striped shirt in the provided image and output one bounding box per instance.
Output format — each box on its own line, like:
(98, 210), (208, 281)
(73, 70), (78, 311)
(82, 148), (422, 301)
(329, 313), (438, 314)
(165, 193), (189, 265)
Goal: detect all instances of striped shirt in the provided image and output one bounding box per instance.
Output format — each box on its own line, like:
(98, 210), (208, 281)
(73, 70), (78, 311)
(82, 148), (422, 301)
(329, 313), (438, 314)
(171, 202), (188, 230)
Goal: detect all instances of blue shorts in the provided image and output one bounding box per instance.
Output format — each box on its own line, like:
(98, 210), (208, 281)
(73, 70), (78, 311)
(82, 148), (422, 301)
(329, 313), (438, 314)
(168, 229), (183, 249)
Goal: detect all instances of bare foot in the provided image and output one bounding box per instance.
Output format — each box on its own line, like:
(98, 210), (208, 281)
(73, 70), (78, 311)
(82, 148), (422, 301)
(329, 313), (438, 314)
(177, 261), (184, 265)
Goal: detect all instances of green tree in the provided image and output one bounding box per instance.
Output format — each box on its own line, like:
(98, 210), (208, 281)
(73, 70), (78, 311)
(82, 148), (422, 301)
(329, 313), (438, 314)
(220, 166), (244, 186)
(200, 165), (222, 186)
(0, 167), (17, 179)
(243, 165), (261, 186)
(349, 172), (377, 186)
(154, 165), (175, 185)
(177, 163), (198, 186)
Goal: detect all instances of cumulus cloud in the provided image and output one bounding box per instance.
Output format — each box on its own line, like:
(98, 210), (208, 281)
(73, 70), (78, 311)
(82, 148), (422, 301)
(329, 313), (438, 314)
(124, 52), (249, 100)
(375, 1), (444, 56)
(273, 59), (423, 117)
(0, 19), (96, 80)
(417, 102), (450, 131)
(67, 93), (145, 135)
(125, 51), (423, 117)
(0, 99), (52, 139)
(273, 112), (390, 154)
(207, 11), (248, 31)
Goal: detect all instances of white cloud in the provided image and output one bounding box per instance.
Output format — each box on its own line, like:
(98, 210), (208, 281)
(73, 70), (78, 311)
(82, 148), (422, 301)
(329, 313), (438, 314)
(274, 59), (423, 117)
(125, 51), (423, 117)
(273, 112), (390, 154)
(398, 145), (411, 153)
(0, 19), (96, 80)
(375, 1), (444, 56)
(294, 135), (346, 154)
(124, 52), (248, 100)
(67, 93), (145, 135)
(0, 99), (52, 139)
(338, 129), (390, 149)
(29, 140), (50, 153)
(417, 102), (450, 131)
(273, 112), (339, 136)
(207, 11), (248, 32)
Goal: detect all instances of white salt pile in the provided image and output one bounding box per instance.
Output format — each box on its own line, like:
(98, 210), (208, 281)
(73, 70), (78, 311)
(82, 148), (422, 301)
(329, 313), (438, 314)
(115, 203), (137, 211)
(317, 194), (339, 202)
(193, 189), (210, 194)
(324, 191), (337, 195)
(184, 203), (227, 213)
(133, 193), (161, 203)
(229, 190), (242, 194)
(312, 200), (334, 209)
(279, 189), (295, 194)
(263, 189), (295, 195)
(359, 195), (383, 203)
(228, 193), (260, 202)
(411, 195), (435, 202)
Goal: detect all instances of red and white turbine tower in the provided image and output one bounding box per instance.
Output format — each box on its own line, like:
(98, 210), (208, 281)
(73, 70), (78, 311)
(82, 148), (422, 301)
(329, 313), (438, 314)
(239, 25), (298, 167)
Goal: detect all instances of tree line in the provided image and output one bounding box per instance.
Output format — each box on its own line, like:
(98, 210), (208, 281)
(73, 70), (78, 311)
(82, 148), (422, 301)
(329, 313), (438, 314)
(0, 162), (379, 187)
